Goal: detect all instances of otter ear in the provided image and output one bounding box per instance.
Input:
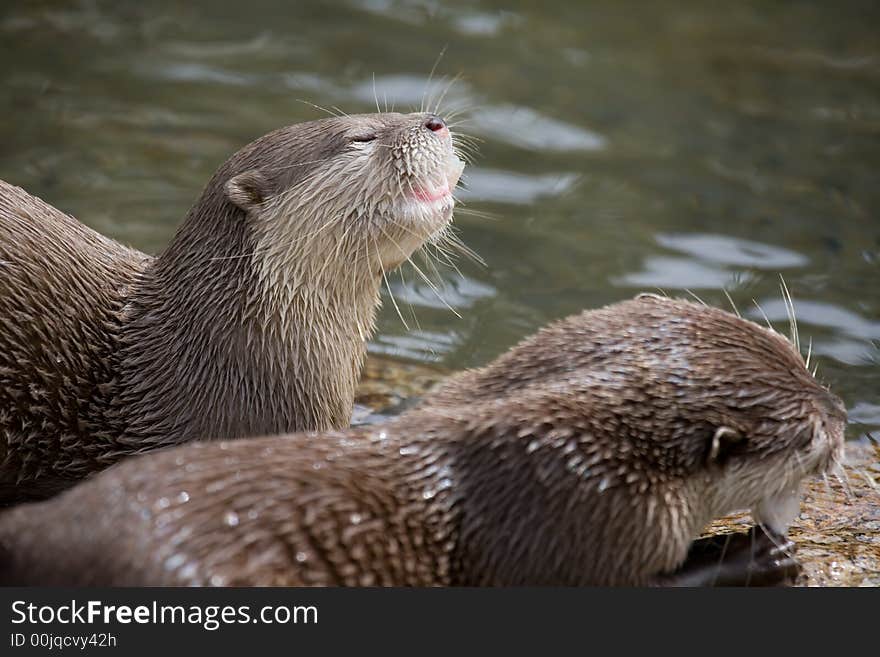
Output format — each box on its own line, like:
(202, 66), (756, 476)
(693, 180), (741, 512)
(225, 169), (269, 211)
(707, 426), (744, 466)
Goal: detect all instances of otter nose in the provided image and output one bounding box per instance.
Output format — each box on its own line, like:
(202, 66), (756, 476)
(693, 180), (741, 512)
(424, 116), (447, 133)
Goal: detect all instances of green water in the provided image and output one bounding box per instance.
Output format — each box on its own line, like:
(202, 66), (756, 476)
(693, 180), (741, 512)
(1, 0), (877, 441)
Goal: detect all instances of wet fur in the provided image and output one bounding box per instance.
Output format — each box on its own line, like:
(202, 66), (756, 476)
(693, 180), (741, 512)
(0, 296), (846, 585)
(0, 113), (461, 503)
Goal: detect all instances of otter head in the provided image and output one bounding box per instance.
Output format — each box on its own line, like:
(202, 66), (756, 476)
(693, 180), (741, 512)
(595, 295), (847, 540)
(682, 305), (847, 538)
(443, 295), (846, 584)
(221, 112), (464, 283)
(130, 113), (465, 441)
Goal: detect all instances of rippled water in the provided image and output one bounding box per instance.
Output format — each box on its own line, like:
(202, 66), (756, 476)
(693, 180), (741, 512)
(1, 0), (877, 440)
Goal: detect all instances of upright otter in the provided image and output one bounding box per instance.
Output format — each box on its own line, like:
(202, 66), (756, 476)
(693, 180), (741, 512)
(0, 296), (846, 586)
(0, 112), (465, 503)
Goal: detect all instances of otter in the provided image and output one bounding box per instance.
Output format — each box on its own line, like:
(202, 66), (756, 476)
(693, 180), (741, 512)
(0, 295), (845, 586)
(0, 112), (465, 504)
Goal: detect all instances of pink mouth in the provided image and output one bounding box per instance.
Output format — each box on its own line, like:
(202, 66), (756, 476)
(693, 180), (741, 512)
(411, 184), (451, 203)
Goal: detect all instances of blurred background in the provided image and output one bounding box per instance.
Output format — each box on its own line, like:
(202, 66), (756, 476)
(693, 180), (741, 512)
(0, 0), (877, 441)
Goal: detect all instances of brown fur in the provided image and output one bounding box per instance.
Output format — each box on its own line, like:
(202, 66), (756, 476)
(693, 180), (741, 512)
(0, 296), (846, 585)
(0, 112), (463, 503)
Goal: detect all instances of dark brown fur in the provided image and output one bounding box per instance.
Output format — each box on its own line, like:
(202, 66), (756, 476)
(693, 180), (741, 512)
(0, 113), (463, 503)
(0, 296), (846, 586)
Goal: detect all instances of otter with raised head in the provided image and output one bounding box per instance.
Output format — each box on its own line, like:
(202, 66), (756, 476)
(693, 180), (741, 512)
(0, 112), (464, 503)
(0, 296), (845, 586)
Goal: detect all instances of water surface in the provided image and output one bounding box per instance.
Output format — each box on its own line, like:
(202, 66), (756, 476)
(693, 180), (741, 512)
(1, 0), (877, 440)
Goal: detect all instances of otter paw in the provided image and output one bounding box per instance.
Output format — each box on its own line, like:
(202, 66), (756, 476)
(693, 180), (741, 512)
(660, 526), (801, 587)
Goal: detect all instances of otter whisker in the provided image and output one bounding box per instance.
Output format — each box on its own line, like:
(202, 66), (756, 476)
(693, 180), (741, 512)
(856, 467), (877, 490)
(295, 99), (343, 118)
(438, 230), (485, 266)
(432, 71), (462, 117)
(427, 229), (467, 269)
(450, 135), (483, 153)
(779, 275), (800, 354)
(381, 226), (461, 319)
(418, 246), (449, 293)
(448, 130), (484, 144)
(375, 235), (409, 331)
(711, 533), (734, 587)
(751, 298), (774, 332)
(453, 207), (498, 223)
(451, 136), (481, 154)
(684, 289), (708, 307)
(722, 288), (741, 318)
(444, 108), (480, 123)
(760, 523), (793, 557)
(421, 45), (448, 114)
(428, 243), (466, 279)
(449, 128), (483, 149)
(372, 72), (381, 114)
(833, 460), (855, 501)
(452, 148), (479, 167)
(397, 265), (423, 331)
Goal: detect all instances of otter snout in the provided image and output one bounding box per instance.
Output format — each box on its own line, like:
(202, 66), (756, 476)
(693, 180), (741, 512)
(751, 386), (847, 536)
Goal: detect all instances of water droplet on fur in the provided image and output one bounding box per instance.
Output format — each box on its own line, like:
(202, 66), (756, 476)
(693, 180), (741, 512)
(176, 491), (190, 504)
(224, 511), (239, 526)
(156, 497), (170, 509)
(350, 513), (363, 524)
(164, 554), (185, 571)
(296, 551), (309, 563)
(180, 563), (198, 580)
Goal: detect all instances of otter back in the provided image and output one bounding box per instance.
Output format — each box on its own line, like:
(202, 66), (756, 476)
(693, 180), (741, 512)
(0, 181), (147, 497)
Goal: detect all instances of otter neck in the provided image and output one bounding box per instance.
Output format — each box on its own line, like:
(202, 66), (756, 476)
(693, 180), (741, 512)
(112, 194), (382, 449)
